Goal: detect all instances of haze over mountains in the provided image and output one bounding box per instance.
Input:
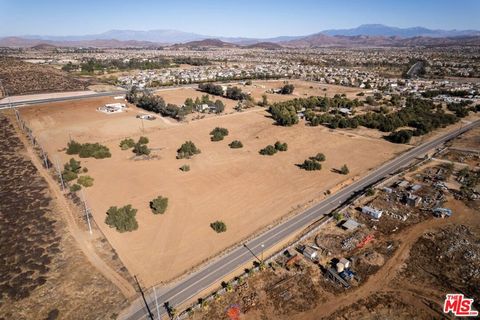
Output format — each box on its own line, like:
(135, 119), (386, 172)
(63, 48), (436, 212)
(1, 24), (480, 48)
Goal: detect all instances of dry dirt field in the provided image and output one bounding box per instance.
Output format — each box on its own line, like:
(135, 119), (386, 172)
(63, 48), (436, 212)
(242, 79), (366, 103)
(19, 93), (408, 287)
(154, 87), (238, 114)
(19, 96), (176, 149)
(0, 113), (127, 320)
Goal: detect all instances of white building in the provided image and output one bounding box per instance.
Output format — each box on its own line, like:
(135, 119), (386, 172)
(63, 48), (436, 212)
(361, 206), (383, 219)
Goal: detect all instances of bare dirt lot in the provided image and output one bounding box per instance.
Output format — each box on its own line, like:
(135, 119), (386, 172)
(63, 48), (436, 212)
(18, 94), (408, 287)
(19, 96), (176, 149)
(0, 113), (127, 320)
(154, 87), (238, 114)
(242, 79), (366, 104)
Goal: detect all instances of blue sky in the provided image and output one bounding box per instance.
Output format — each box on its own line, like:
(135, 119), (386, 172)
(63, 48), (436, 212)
(1, 0), (479, 37)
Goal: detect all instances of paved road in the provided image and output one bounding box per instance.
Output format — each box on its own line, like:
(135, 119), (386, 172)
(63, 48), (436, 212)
(0, 85), (198, 109)
(124, 120), (479, 320)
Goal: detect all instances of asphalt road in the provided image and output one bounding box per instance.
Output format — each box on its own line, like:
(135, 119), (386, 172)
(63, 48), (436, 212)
(0, 85), (198, 109)
(124, 119), (479, 320)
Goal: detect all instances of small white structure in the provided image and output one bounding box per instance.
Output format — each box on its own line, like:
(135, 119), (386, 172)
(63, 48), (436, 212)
(97, 103), (126, 114)
(342, 219), (360, 231)
(362, 206), (383, 219)
(339, 258), (350, 269)
(136, 114), (156, 120)
(196, 104), (209, 112)
(302, 246), (318, 260)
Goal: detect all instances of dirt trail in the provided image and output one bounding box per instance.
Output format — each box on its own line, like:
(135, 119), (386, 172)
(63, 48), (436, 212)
(9, 113), (136, 298)
(294, 197), (476, 319)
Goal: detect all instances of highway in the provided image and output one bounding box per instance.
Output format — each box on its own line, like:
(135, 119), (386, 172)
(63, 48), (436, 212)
(124, 119), (479, 320)
(0, 85), (198, 109)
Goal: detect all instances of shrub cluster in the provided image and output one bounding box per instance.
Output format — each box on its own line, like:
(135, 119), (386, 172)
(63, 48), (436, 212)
(280, 84), (295, 94)
(127, 87), (191, 120)
(67, 140), (111, 159)
(274, 141), (288, 151)
(105, 205), (138, 232)
(259, 145), (277, 156)
(198, 83), (224, 96)
(119, 138), (135, 150)
(180, 164), (190, 172)
(77, 175), (94, 187)
(228, 140), (243, 149)
(300, 159), (322, 171)
(132, 136), (151, 156)
(299, 152), (326, 171)
(210, 127), (229, 141)
(210, 220), (227, 233)
(268, 104), (299, 126)
(387, 130), (413, 144)
(259, 141), (288, 155)
(177, 141), (201, 159)
(62, 158), (81, 182)
(150, 196), (169, 214)
(339, 164), (350, 175)
(225, 87), (250, 101)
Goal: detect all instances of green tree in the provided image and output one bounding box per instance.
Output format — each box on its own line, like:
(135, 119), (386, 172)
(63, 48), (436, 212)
(387, 130), (413, 144)
(268, 104), (299, 126)
(69, 183), (82, 193)
(138, 136), (149, 144)
(180, 164), (190, 172)
(177, 141), (201, 159)
(105, 205), (138, 232)
(280, 84), (295, 94)
(340, 164), (350, 175)
(62, 170), (78, 182)
(150, 196), (169, 214)
(214, 100), (225, 113)
(66, 140), (82, 155)
(210, 127), (229, 141)
(133, 143), (151, 156)
(210, 221), (227, 233)
(120, 138), (135, 150)
(333, 211), (344, 221)
(259, 145), (277, 156)
(184, 97), (194, 108)
(300, 159), (322, 171)
(274, 141), (288, 152)
(310, 153), (326, 162)
(259, 94), (268, 107)
(229, 140), (243, 149)
(64, 158), (81, 173)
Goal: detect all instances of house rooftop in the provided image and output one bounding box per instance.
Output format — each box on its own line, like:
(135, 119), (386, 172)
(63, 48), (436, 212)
(342, 219), (360, 231)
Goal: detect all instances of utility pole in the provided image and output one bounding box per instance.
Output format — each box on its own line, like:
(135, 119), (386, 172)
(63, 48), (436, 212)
(134, 275), (154, 320)
(153, 286), (161, 320)
(261, 244), (265, 263)
(54, 157), (65, 191)
(81, 189), (93, 235)
(243, 243), (262, 264)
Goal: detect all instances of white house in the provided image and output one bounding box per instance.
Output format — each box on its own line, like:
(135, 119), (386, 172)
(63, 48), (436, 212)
(361, 206), (383, 219)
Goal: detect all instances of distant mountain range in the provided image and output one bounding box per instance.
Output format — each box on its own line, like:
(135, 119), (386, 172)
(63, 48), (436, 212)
(1, 24), (480, 48)
(321, 24), (480, 38)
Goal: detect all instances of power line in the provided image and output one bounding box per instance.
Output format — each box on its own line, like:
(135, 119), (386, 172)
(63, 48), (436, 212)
(134, 275), (154, 320)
